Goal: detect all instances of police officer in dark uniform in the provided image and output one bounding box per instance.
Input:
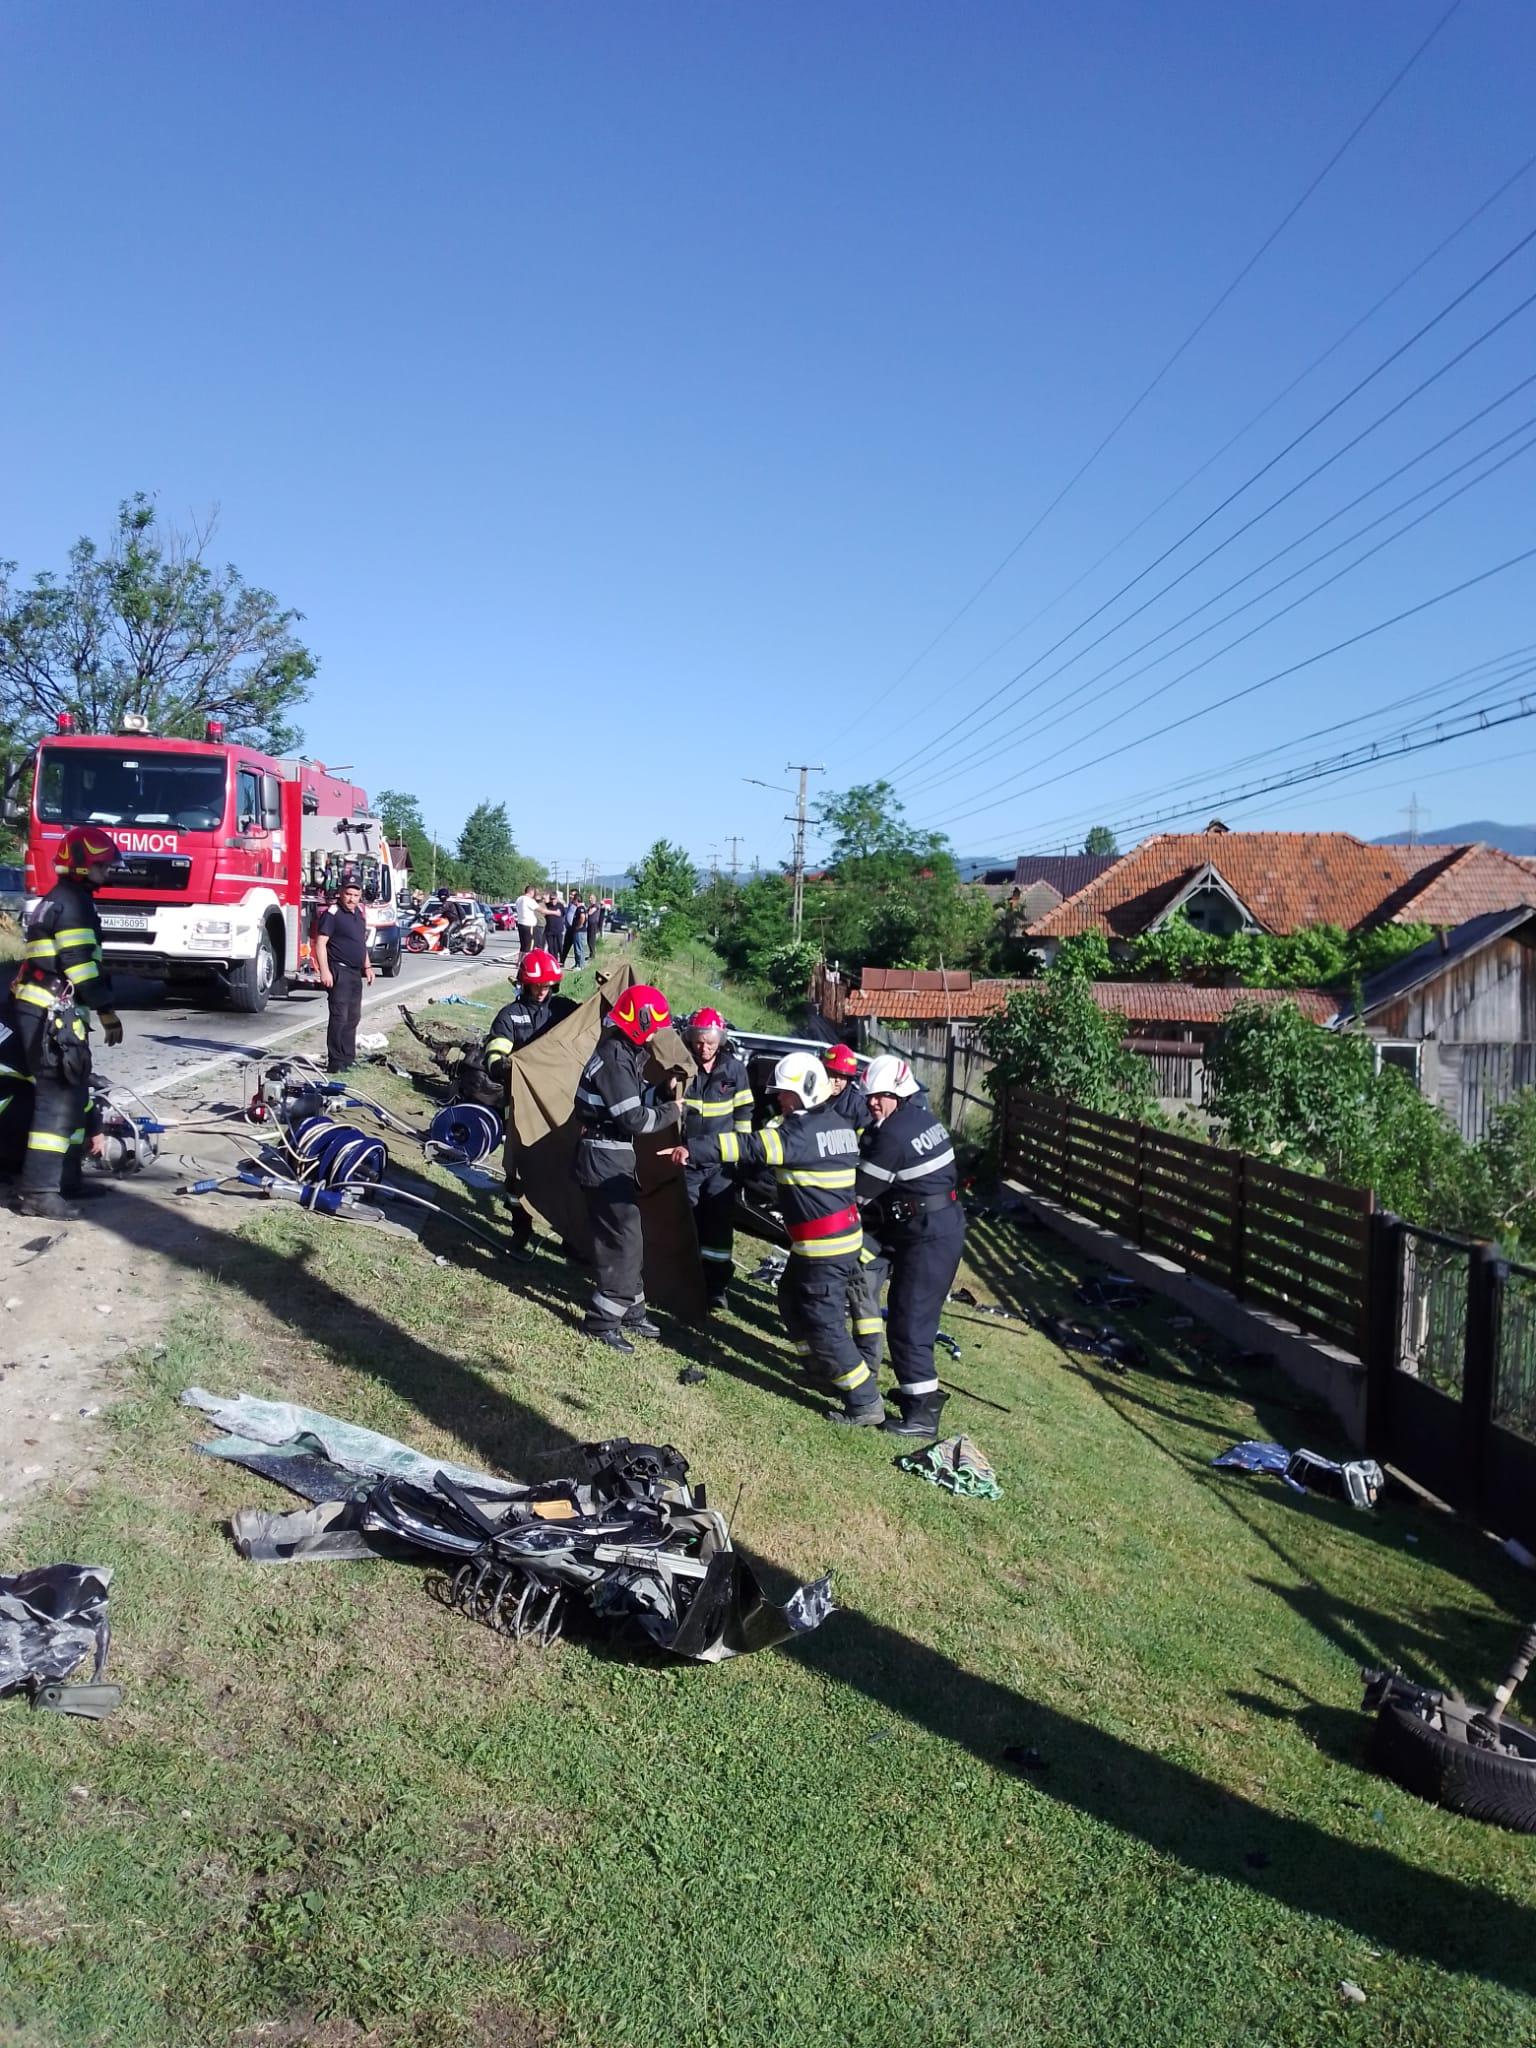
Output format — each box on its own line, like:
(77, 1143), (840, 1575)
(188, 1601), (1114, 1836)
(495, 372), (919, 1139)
(679, 1007), (754, 1310)
(856, 1054), (966, 1436)
(10, 826), (124, 1220)
(483, 947), (580, 1251)
(676, 1051), (885, 1425)
(823, 1043), (886, 1375)
(574, 982), (681, 1351)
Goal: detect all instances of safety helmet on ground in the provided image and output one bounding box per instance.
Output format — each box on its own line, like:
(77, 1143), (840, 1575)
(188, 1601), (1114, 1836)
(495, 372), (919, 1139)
(609, 982), (670, 1047)
(823, 1043), (859, 1078)
(862, 1054), (921, 1101)
(772, 1051), (829, 1110)
(56, 826), (122, 879)
(689, 1007), (725, 1044)
(517, 947), (563, 988)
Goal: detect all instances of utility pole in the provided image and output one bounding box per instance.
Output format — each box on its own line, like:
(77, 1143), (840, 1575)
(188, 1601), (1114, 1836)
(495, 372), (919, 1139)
(784, 762), (825, 943)
(725, 834), (743, 880)
(1402, 793), (1426, 845)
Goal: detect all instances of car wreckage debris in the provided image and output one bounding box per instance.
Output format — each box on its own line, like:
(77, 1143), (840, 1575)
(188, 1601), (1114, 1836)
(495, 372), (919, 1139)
(0, 1564), (118, 1715)
(1212, 1439), (1384, 1509)
(895, 1434), (1002, 1500)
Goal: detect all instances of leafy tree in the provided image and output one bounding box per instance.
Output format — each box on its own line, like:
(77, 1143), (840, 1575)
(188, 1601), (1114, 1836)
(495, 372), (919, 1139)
(1083, 824), (1118, 856)
(763, 941), (820, 1008)
(713, 872), (793, 982)
(977, 961), (1155, 1119)
(376, 789), (425, 842)
(809, 780), (993, 973)
(1205, 1001), (1489, 1232)
(0, 493), (314, 755)
(817, 780), (918, 867)
(1481, 1091), (1536, 1251)
(630, 839), (699, 919)
(456, 800), (543, 900)
(1128, 911), (1433, 989)
(1053, 931), (1114, 981)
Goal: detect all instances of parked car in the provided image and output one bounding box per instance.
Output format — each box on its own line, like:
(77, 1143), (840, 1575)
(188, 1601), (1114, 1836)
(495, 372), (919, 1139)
(490, 903), (518, 931)
(0, 862), (25, 927)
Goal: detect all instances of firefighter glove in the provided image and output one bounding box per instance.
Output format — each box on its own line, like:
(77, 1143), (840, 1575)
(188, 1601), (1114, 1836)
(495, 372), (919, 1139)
(99, 1009), (124, 1047)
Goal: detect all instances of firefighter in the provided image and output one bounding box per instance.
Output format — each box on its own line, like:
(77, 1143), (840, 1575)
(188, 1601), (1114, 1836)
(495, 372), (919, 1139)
(822, 1043), (886, 1373)
(10, 826), (125, 1219)
(574, 982), (682, 1351)
(679, 1008), (754, 1310)
(675, 1051), (885, 1426)
(856, 1054), (966, 1437)
(484, 948), (580, 1251)
(823, 1043), (869, 1130)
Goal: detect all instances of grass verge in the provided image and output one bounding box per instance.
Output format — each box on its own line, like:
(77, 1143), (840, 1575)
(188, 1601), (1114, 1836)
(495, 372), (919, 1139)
(2, 961), (1535, 2045)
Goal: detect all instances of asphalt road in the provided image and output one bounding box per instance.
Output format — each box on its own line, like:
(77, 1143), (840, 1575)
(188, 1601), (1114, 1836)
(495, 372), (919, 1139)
(101, 946), (522, 1099)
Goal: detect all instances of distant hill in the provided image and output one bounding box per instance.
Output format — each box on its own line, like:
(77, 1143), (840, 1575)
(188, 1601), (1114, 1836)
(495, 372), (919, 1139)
(1373, 822), (1536, 855)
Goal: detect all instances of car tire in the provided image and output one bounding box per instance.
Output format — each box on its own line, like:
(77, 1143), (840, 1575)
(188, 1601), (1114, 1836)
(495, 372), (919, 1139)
(462, 933), (485, 956)
(381, 948), (402, 979)
(225, 928), (276, 1014)
(1371, 1698), (1536, 1831)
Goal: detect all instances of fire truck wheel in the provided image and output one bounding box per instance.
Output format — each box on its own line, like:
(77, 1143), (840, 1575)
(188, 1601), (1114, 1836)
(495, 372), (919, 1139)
(226, 928), (277, 1014)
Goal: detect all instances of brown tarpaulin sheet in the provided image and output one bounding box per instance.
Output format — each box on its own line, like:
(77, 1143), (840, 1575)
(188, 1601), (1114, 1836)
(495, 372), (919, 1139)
(506, 962), (707, 1319)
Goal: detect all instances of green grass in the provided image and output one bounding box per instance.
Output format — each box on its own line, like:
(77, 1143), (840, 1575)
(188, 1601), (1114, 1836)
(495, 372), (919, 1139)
(556, 934), (795, 1035)
(3, 999), (1536, 2046)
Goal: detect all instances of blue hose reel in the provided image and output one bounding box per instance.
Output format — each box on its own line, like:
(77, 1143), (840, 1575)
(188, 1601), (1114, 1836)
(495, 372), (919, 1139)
(426, 1102), (503, 1166)
(291, 1117), (388, 1189)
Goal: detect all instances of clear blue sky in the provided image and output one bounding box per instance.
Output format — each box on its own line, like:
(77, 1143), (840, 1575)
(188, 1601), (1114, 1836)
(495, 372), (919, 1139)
(4, 0), (1534, 877)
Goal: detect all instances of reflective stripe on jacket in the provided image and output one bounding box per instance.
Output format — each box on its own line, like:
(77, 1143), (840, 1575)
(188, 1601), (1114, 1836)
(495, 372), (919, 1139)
(856, 1096), (959, 1219)
(682, 1051), (753, 1142)
(692, 1100), (863, 1259)
(13, 879), (112, 1012)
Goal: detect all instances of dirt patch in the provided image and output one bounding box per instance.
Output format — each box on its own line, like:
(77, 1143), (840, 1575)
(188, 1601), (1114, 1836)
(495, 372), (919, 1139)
(0, 1890), (73, 1947)
(442, 1912), (543, 1963)
(229, 2022), (382, 2048)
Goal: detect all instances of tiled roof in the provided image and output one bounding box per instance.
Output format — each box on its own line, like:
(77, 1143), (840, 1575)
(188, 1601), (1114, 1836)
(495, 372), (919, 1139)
(1391, 843), (1536, 925)
(1029, 831), (1536, 938)
(1010, 853), (1118, 895)
(845, 978), (1340, 1024)
(1091, 983), (1340, 1025)
(857, 968), (973, 991)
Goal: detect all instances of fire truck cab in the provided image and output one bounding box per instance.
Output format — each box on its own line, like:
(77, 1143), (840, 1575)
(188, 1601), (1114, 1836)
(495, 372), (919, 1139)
(28, 717), (397, 1013)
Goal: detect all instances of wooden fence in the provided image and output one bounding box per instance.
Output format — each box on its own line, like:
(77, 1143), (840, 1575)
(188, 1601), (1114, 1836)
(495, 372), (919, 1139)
(998, 1087), (1373, 1357)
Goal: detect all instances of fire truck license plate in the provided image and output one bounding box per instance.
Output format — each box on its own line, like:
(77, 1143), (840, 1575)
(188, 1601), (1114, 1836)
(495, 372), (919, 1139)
(100, 912), (150, 932)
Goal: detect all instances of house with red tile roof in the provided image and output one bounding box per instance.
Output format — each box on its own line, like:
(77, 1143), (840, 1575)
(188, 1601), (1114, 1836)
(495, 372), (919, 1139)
(1027, 829), (1536, 946)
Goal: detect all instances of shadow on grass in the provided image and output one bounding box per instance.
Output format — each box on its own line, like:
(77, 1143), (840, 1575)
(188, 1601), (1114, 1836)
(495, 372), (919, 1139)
(87, 1194), (1536, 1999)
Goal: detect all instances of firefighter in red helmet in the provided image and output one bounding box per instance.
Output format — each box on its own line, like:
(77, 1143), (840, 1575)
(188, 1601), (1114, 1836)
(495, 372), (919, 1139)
(483, 948), (579, 1251)
(573, 982), (682, 1349)
(679, 1008), (754, 1310)
(9, 827), (125, 1218)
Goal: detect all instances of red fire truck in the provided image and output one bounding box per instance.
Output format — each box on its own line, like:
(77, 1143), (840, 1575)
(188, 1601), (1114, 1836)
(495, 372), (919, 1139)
(27, 715), (402, 1012)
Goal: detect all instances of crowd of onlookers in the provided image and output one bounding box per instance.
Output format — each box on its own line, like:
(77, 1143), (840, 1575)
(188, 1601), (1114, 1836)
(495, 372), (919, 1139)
(514, 887), (608, 969)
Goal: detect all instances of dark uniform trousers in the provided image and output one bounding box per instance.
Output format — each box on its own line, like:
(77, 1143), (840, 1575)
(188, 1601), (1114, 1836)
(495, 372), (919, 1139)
(848, 1245), (888, 1370)
(326, 964), (365, 1072)
(14, 1007), (90, 1197)
(884, 1200), (967, 1396)
(586, 1173), (648, 1328)
(686, 1166), (737, 1306)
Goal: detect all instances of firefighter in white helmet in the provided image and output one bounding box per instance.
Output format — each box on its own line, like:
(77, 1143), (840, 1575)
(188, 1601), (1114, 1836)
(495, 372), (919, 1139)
(856, 1054), (966, 1436)
(671, 1050), (884, 1424)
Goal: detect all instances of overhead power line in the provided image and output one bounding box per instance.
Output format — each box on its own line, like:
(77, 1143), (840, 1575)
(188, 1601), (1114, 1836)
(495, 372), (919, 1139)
(868, 147), (1536, 769)
(837, 0), (1468, 742)
(924, 544), (1536, 835)
(876, 221), (1536, 789)
(980, 645), (1536, 846)
(901, 394), (1536, 803)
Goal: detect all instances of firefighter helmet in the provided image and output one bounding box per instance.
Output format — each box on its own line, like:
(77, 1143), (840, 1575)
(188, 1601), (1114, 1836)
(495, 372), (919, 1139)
(690, 1006), (725, 1044)
(771, 1051), (829, 1109)
(862, 1054), (920, 1100)
(823, 1043), (859, 1078)
(517, 947), (563, 988)
(609, 982), (670, 1047)
(56, 826), (122, 878)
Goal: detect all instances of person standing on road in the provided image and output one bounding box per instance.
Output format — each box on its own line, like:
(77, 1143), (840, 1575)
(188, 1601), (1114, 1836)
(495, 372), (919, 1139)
(563, 894), (590, 968)
(856, 1054), (966, 1437)
(9, 826), (124, 1219)
(679, 1007), (754, 1311)
(588, 898), (607, 952)
(543, 891), (565, 956)
(574, 982), (681, 1351)
(314, 878), (373, 1074)
(513, 886), (542, 960)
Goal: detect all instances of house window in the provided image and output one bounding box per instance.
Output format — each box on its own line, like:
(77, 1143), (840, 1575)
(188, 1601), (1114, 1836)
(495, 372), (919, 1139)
(1375, 1041), (1423, 1085)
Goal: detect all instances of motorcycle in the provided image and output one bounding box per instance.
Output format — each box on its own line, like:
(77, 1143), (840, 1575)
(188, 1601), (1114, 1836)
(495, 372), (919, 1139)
(404, 907), (488, 956)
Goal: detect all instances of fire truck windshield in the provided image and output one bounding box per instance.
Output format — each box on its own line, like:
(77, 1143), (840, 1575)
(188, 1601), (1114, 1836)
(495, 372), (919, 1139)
(36, 746), (229, 830)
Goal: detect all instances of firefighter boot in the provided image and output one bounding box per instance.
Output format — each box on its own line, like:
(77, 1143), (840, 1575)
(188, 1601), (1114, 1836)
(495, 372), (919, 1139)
(884, 1388), (950, 1439)
(583, 1321), (635, 1354)
(624, 1314), (662, 1340)
(14, 1190), (81, 1221)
